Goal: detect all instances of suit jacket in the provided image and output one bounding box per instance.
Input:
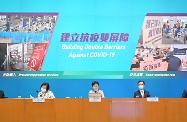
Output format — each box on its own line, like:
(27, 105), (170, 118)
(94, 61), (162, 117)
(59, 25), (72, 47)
(182, 90), (187, 98)
(134, 90), (150, 98)
(0, 90), (5, 98)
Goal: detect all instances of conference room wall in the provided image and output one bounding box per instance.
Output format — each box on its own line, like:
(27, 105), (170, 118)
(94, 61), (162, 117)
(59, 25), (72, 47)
(0, 78), (186, 98)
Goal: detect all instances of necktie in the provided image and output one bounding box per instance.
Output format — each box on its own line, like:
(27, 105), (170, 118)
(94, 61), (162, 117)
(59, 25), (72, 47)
(141, 90), (144, 98)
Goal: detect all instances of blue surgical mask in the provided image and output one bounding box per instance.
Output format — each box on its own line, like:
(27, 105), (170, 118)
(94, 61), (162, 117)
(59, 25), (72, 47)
(138, 85), (144, 90)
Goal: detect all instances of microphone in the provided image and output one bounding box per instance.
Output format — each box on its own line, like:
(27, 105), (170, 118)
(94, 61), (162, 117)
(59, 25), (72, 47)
(36, 90), (42, 97)
(95, 91), (97, 93)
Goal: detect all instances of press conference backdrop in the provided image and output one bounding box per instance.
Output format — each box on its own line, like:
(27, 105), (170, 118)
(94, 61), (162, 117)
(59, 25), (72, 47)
(1, 0), (187, 71)
(0, 0), (187, 98)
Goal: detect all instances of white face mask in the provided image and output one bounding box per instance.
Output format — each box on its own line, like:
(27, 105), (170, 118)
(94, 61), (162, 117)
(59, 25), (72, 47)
(138, 85), (144, 90)
(93, 86), (98, 92)
(41, 88), (46, 92)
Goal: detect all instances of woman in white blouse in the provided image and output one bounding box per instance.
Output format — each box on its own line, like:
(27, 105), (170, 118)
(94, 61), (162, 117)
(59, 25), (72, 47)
(89, 81), (105, 98)
(38, 82), (55, 98)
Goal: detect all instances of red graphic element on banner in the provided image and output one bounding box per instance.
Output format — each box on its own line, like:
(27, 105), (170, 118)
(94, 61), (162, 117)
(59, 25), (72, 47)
(28, 43), (48, 71)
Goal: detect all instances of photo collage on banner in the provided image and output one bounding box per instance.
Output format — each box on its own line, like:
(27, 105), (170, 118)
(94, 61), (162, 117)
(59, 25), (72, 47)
(0, 13), (58, 71)
(131, 14), (187, 71)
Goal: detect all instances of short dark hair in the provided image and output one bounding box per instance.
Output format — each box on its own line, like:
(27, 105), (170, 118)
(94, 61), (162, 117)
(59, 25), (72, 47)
(92, 81), (99, 86)
(138, 80), (145, 85)
(41, 82), (50, 91)
(140, 46), (144, 49)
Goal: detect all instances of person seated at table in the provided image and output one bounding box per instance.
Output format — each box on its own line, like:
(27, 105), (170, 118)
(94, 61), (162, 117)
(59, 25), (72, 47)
(182, 89), (187, 98)
(89, 81), (105, 98)
(38, 82), (55, 98)
(0, 90), (5, 98)
(134, 80), (150, 98)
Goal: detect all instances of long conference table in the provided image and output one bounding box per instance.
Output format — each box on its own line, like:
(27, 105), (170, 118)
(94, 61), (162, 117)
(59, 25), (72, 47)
(0, 98), (187, 122)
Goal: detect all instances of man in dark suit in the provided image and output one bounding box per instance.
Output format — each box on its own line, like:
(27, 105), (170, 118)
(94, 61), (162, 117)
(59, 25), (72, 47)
(0, 90), (5, 98)
(182, 90), (187, 98)
(134, 80), (150, 98)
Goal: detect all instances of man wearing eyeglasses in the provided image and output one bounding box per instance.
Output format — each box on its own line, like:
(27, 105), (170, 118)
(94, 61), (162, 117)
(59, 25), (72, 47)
(134, 80), (150, 98)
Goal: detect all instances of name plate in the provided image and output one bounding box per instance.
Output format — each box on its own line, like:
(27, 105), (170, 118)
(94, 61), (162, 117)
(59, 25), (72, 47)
(33, 98), (45, 103)
(89, 97), (101, 102)
(147, 97), (159, 102)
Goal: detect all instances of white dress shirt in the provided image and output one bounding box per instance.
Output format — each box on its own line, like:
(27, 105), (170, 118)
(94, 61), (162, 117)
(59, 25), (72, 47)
(89, 90), (105, 98)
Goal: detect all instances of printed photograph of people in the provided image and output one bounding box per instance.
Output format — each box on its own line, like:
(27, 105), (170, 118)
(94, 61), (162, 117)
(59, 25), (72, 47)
(0, 13), (57, 71)
(130, 44), (187, 71)
(138, 15), (187, 45)
(162, 16), (187, 44)
(0, 14), (57, 43)
(0, 43), (48, 71)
